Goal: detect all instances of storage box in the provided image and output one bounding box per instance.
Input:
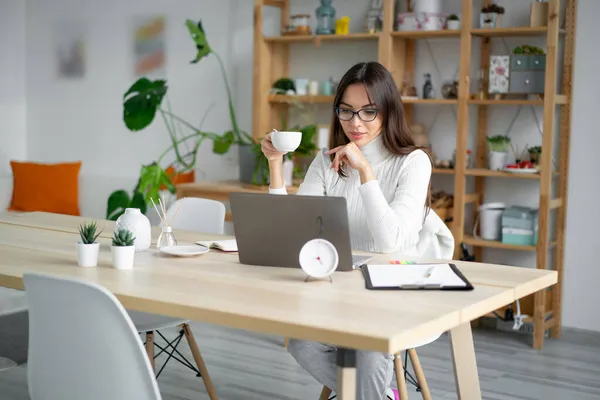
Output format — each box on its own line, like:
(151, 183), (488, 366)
(502, 206), (535, 230)
(502, 227), (535, 246)
(489, 55), (510, 94)
(397, 12), (447, 31)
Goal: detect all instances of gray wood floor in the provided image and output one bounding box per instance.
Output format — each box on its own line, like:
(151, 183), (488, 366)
(1, 321), (600, 400)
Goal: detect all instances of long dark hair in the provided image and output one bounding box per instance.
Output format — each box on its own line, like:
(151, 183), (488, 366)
(328, 61), (433, 212)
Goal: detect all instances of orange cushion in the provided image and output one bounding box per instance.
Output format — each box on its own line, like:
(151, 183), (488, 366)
(9, 161), (81, 216)
(160, 166), (195, 190)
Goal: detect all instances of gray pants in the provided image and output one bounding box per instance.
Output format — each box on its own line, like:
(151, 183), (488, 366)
(287, 338), (394, 400)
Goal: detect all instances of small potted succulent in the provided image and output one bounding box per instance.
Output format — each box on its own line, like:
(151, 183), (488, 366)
(486, 135), (511, 170)
(446, 14), (461, 30)
(528, 146), (542, 164)
(111, 228), (136, 270)
(480, 3), (505, 28)
(77, 221), (102, 267)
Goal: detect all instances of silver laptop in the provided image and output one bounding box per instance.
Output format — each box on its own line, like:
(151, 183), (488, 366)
(229, 192), (372, 271)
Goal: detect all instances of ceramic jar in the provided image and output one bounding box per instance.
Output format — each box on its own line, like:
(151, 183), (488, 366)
(115, 208), (151, 252)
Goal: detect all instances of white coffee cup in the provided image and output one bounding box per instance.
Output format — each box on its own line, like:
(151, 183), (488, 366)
(271, 131), (302, 153)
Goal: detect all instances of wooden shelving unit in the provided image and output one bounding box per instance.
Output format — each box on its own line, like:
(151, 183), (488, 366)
(253, 0), (577, 350)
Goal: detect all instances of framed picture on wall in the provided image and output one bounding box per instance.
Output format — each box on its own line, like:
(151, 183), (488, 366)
(317, 124), (330, 149)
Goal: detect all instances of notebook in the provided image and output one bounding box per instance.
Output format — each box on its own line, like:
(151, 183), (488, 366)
(361, 263), (473, 291)
(196, 239), (238, 252)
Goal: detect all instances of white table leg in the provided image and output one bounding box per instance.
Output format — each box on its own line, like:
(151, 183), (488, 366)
(449, 323), (482, 400)
(336, 348), (357, 400)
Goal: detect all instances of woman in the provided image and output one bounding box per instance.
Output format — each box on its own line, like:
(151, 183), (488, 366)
(261, 62), (441, 399)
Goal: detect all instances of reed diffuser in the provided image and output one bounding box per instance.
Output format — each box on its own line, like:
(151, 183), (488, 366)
(151, 195), (184, 249)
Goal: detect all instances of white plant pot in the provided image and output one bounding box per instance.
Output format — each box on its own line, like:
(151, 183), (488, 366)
(488, 151), (508, 171)
(111, 246), (135, 270)
(447, 20), (461, 30)
(115, 208), (151, 252)
(76, 242), (100, 267)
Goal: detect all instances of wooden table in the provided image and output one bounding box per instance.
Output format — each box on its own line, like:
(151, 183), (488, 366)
(175, 181), (300, 221)
(0, 212), (557, 400)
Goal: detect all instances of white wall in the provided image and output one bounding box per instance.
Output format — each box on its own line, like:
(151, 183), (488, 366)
(562, 0), (600, 332)
(0, 0), (27, 209)
(24, 0), (240, 217)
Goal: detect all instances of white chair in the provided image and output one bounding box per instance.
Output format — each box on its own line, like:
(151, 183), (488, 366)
(165, 197), (226, 234)
(127, 196), (225, 400)
(23, 272), (162, 400)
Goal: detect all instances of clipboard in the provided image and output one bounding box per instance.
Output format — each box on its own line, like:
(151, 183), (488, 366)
(361, 263), (474, 291)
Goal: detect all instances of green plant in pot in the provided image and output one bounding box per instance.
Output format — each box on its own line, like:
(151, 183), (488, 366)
(486, 135), (511, 170)
(76, 220), (103, 267)
(111, 228), (136, 270)
(291, 124), (318, 180)
(528, 145), (542, 164)
(106, 19), (259, 220)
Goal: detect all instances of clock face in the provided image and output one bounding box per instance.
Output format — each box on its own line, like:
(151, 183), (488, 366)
(299, 238), (339, 278)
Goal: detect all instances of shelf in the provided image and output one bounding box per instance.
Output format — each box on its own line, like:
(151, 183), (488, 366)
(471, 27), (554, 37)
(463, 235), (557, 252)
(469, 96), (568, 106)
(465, 168), (543, 179)
(403, 98), (457, 104)
(469, 99), (545, 106)
(269, 95), (456, 105)
(263, 33), (379, 43)
(433, 168), (455, 175)
(392, 30), (461, 39)
(269, 94), (333, 104)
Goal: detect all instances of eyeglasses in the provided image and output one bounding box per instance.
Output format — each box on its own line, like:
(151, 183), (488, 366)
(335, 107), (380, 122)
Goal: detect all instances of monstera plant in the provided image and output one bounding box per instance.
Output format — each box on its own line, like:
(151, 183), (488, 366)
(106, 19), (258, 221)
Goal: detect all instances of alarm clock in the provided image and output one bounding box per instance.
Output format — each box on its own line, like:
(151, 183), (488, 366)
(298, 238), (339, 279)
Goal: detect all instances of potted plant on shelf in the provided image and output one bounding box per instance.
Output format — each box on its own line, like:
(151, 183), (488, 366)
(76, 221), (102, 267)
(486, 135), (511, 170)
(111, 228), (136, 270)
(446, 14), (461, 30)
(480, 3), (505, 28)
(528, 145), (542, 164)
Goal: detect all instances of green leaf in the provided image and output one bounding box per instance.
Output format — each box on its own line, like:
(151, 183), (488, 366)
(186, 19), (212, 64)
(106, 190), (131, 221)
(295, 124), (318, 155)
(130, 191), (148, 214)
(123, 78), (168, 131)
(212, 130), (235, 154)
(137, 163), (175, 203)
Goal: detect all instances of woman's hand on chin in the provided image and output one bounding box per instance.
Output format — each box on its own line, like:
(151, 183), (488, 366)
(327, 142), (368, 172)
(327, 143), (376, 184)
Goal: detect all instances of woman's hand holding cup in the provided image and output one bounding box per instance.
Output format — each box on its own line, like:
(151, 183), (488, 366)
(261, 130), (302, 162)
(261, 132), (288, 162)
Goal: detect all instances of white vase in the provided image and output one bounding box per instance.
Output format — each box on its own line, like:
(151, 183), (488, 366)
(115, 208), (151, 252)
(447, 20), (461, 30)
(488, 151), (508, 170)
(111, 246), (135, 270)
(76, 242), (99, 267)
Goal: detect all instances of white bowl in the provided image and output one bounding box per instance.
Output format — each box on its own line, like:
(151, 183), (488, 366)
(271, 131), (302, 152)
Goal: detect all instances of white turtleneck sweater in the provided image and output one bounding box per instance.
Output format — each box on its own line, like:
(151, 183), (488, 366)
(269, 135), (433, 254)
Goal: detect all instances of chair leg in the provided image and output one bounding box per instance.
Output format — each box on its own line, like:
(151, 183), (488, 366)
(319, 385), (332, 400)
(182, 323), (219, 400)
(394, 353), (410, 400)
(407, 349), (432, 400)
(145, 331), (155, 372)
